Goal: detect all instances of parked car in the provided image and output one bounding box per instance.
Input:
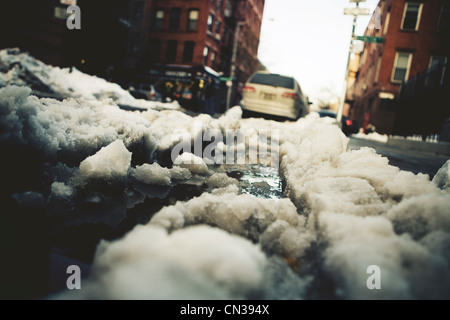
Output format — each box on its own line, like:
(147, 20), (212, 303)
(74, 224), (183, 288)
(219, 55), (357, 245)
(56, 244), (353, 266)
(240, 72), (309, 120)
(129, 83), (162, 102)
(317, 110), (359, 136)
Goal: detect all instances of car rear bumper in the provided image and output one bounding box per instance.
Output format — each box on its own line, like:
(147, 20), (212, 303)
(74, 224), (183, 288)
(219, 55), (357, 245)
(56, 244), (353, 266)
(241, 100), (298, 120)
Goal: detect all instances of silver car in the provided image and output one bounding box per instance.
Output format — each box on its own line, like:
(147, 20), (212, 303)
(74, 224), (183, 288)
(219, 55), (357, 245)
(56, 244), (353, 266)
(240, 72), (309, 120)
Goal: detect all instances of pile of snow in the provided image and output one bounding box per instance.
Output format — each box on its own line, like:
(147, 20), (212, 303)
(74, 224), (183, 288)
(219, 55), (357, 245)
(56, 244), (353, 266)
(0, 85), (157, 159)
(50, 182), (75, 198)
(207, 173), (239, 190)
(130, 163), (192, 186)
(277, 114), (450, 299)
(174, 152), (209, 175)
(2, 51), (450, 300)
(352, 129), (388, 143)
(0, 48), (135, 104)
(79, 140), (132, 180)
(54, 225), (310, 300)
(49, 107), (450, 299)
(0, 48), (180, 110)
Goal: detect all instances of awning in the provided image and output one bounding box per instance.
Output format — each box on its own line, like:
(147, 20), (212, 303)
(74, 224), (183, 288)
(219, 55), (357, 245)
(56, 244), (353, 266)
(137, 64), (221, 84)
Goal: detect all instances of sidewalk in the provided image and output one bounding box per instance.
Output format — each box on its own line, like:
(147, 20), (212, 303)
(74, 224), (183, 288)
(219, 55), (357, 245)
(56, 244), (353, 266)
(386, 137), (450, 157)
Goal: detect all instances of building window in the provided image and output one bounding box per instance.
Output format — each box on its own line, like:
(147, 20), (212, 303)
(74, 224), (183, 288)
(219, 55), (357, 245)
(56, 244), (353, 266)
(392, 52), (412, 83)
(203, 46), (210, 65)
(437, 5), (450, 32)
(170, 8), (181, 30)
(183, 41), (195, 63)
(225, 0), (232, 17)
(217, 0), (223, 11)
(207, 14), (214, 33)
(210, 51), (217, 68)
(187, 9), (199, 31)
(429, 56), (447, 70)
(428, 56), (447, 85)
(153, 9), (164, 29)
(401, 2), (422, 31)
(166, 40), (178, 63)
(215, 20), (221, 35)
(383, 12), (390, 35)
(148, 39), (162, 62)
(375, 56), (382, 83)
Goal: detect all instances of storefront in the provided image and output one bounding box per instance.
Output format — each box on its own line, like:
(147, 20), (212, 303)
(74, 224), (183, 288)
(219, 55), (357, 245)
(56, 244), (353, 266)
(135, 64), (221, 112)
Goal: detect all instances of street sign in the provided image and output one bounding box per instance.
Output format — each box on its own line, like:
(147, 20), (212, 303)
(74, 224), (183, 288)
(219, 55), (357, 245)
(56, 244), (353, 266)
(344, 8), (370, 15)
(355, 35), (384, 43)
(60, 0), (77, 5)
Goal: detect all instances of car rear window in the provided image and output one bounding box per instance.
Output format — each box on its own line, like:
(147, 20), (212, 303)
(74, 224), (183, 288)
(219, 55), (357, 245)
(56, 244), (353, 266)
(318, 111), (337, 118)
(249, 73), (295, 89)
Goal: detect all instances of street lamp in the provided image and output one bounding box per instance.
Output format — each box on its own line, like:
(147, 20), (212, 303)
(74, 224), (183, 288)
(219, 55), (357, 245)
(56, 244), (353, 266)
(226, 21), (246, 111)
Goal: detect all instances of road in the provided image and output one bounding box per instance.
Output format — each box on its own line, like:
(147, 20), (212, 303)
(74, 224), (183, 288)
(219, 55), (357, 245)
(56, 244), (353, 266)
(349, 137), (449, 179)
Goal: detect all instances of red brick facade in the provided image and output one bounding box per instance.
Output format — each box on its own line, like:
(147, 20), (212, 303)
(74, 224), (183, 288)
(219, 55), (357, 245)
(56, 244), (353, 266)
(349, 0), (449, 134)
(143, 0), (265, 83)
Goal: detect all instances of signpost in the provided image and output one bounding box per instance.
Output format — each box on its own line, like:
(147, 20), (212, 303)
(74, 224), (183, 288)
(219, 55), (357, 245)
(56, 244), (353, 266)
(336, 0), (371, 126)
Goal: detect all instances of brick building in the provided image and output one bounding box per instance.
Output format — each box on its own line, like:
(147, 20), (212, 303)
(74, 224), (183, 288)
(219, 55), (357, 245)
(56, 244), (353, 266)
(0, 0), (72, 67)
(129, 0), (265, 110)
(0, 0), (153, 77)
(348, 0), (450, 135)
(141, 0), (263, 81)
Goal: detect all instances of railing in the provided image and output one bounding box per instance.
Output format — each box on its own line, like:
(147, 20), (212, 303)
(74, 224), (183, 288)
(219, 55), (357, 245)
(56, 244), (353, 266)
(393, 60), (450, 140)
(440, 117), (450, 142)
(400, 61), (447, 99)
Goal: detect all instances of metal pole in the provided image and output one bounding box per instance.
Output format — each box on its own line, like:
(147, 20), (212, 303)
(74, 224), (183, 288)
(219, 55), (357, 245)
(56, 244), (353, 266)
(226, 22), (244, 110)
(337, 3), (359, 125)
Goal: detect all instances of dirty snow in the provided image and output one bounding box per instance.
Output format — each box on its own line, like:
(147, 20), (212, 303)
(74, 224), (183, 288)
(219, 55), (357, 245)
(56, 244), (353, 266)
(1, 49), (450, 300)
(352, 129), (389, 143)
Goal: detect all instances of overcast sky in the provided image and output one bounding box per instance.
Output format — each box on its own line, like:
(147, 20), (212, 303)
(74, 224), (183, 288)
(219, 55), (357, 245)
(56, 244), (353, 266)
(258, 0), (380, 103)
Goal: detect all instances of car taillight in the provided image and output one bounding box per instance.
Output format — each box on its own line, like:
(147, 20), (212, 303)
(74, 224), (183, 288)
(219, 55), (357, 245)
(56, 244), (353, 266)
(346, 119), (353, 126)
(243, 86), (256, 93)
(282, 92), (299, 100)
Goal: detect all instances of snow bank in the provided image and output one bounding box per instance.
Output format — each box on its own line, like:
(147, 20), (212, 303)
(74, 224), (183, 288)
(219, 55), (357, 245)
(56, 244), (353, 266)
(57, 225), (267, 299)
(352, 130), (388, 143)
(275, 113), (450, 299)
(0, 85), (157, 160)
(149, 189), (314, 262)
(45, 104), (450, 299)
(0, 48), (132, 104)
(54, 224), (312, 300)
(3, 50), (450, 299)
